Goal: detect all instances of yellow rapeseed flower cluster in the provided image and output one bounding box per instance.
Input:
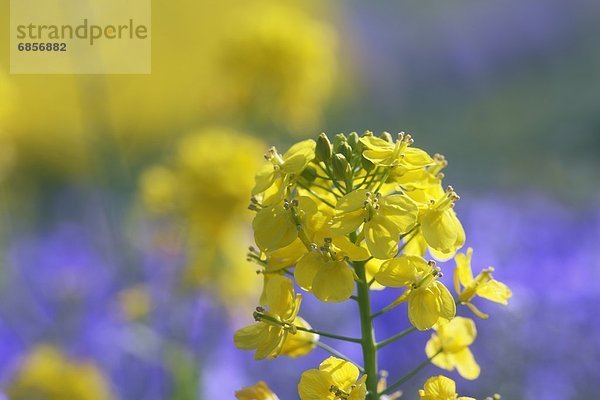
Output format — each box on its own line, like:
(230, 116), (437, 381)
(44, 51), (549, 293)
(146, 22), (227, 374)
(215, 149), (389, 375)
(6, 345), (114, 400)
(140, 127), (266, 309)
(234, 131), (512, 399)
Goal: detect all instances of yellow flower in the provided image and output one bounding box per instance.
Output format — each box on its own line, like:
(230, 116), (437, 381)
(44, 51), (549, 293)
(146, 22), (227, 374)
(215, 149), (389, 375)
(0, 67), (14, 126)
(426, 317), (480, 380)
(454, 248), (512, 319)
(408, 280), (456, 331)
(418, 375), (475, 400)
(253, 139), (316, 199)
(141, 127), (265, 235)
(298, 356), (367, 400)
(219, 1), (337, 130)
(265, 239), (309, 272)
(253, 201), (300, 252)
(330, 189), (418, 259)
(360, 133), (433, 169)
(236, 381), (280, 400)
(234, 275), (303, 359)
(374, 255), (428, 287)
(253, 196), (318, 252)
(295, 235), (369, 302)
(280, 317), (318, 358)
(6, 345), (114, 400)
(117, 285), (152, 321)
(419, 186), (465, 258)
(374, 255), (455, 330)
(393, 153), (447, 195)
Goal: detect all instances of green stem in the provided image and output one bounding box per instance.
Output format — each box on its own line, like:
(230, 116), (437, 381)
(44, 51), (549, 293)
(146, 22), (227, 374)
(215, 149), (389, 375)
(371, 301), (400, 320)
(376, 327), (416, 349)
(373, 167), (393, 194)
(379, 349), (441, 396)
(319, 162), (346, 194)
(310, 181), (342, 198)
(294, 325), (362, 344)
(296, 182), (336, 208)
(314, 341), (364, 373)
(254, 313), (361, 344)
(354, 259), (379, 400)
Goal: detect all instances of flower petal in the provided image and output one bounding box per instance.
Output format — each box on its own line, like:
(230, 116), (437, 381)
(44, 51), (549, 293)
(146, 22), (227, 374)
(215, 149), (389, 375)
(319, 357), (359, 391)
(298, 369), (334, 400)
(312, 261), (355, 302)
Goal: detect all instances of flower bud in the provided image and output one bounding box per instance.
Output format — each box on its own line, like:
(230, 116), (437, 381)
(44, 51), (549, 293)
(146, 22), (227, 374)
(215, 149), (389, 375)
(333, 133), (347, 150)
(362, 155), (375, 172)
(332, 153), (351, 180)
(347, 132), (360, 149)
(380, 131), (394, 143)
(315, 133), (332, 162)
(300, 165), (317, 182)
(338, 141), (353, 161)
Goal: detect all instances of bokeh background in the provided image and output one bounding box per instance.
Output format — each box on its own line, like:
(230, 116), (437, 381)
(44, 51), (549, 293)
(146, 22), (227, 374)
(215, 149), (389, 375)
(0, 0), (599, 398)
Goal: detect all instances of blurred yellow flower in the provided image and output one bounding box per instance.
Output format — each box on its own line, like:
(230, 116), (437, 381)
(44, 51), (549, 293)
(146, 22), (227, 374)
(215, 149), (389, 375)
(219, 1), (337, 130)
(418, 375), (475, 400)
(454, 248), (512, 319)
(426, 317), (480, 380)
(140, 127), (265, 308)
(6, 345), (114, 400)
(117, 284), (152, 321)
(0, 67), (14, 126)
(298, 356), (367, 400)
(0, 0), (338, 176)
(236, 381), (280, 400)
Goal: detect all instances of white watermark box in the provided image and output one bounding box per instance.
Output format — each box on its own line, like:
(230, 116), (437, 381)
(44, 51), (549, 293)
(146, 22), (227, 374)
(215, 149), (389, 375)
(10, 0), (151, 74)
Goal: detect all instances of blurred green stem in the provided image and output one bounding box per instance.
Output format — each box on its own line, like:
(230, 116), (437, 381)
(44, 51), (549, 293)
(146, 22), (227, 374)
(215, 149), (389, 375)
(380, 349), (441, 396)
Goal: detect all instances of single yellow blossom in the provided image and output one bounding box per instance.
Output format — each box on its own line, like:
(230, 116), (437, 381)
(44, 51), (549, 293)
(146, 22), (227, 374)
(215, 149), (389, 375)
(280, 316), (318, 358)
(359, 133), (433, 169)
(252, 140), (316, 198)
(374, 255), (428, 287)
(418, 375), (475, 400)
(253, 201), (299, 252)
(419, 187), (465, 257)
(408, 280), (456, 331)
(426, 317), (480, 380)
(6, 345), (115, 400)
(236, 381), (280, 400)
(454, 248), (512, 319)
(265, 239), (309, 272)
(330, 189), (418, 259)
(298, 356), (367, 400)
(394, 153), (447, 196)
(253, 195), (320, 252)
(117, 285), (152, 321)
(374, 256), (455, 330)
(234, 275), (302, 359)
(295, 236), (369, 302)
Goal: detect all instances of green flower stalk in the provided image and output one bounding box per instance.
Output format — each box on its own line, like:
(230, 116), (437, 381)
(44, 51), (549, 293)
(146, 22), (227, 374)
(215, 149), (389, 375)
(234, 131), (512, 400)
